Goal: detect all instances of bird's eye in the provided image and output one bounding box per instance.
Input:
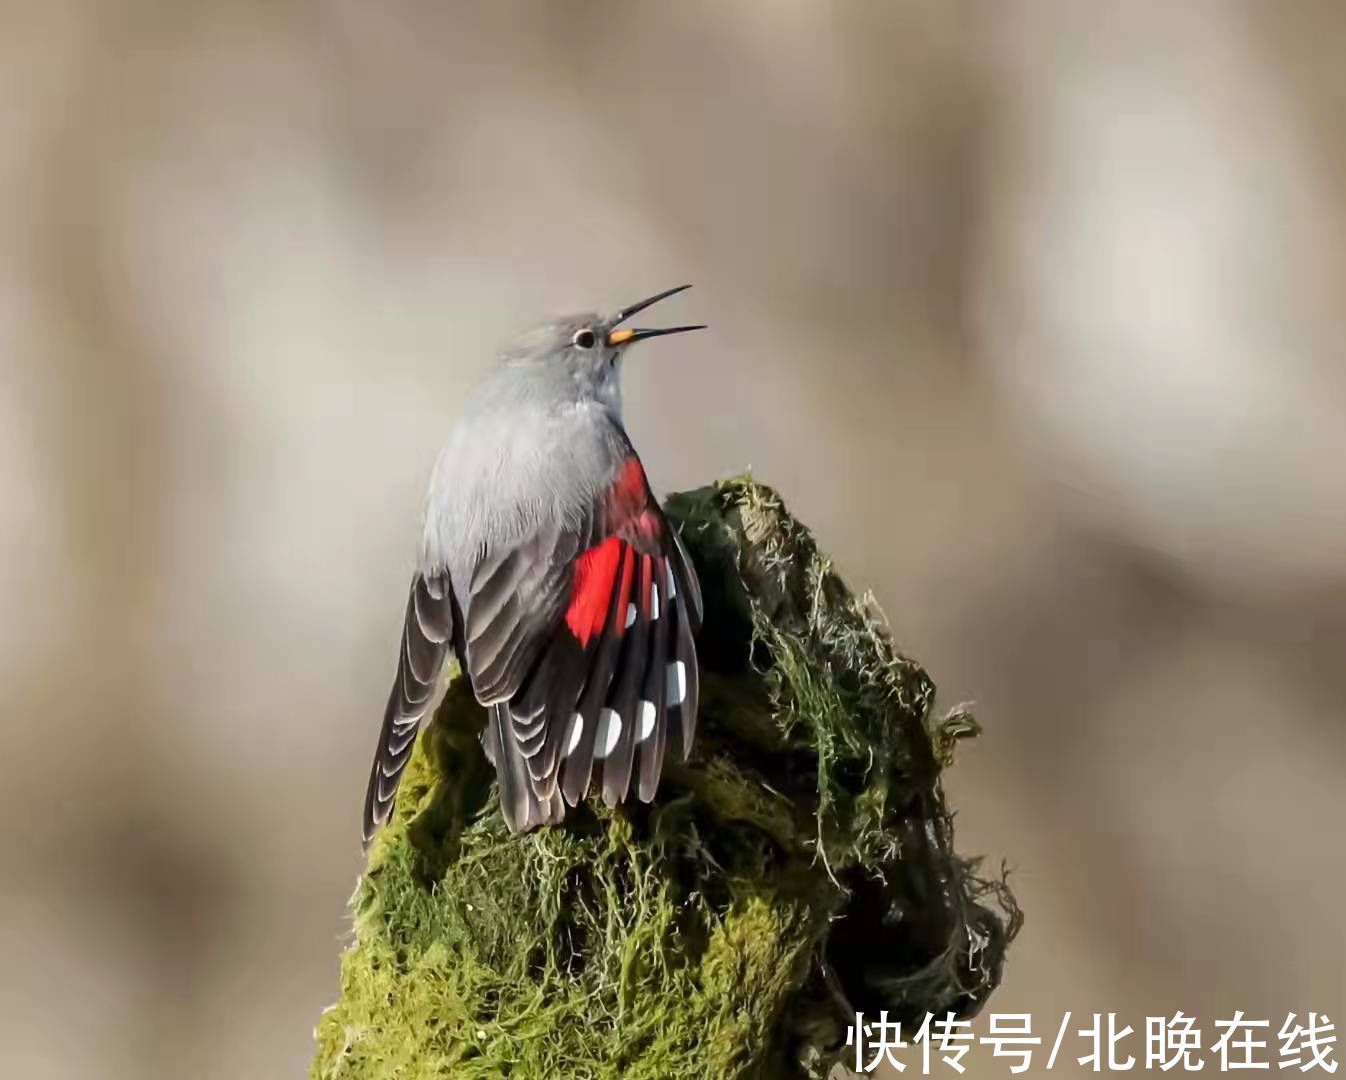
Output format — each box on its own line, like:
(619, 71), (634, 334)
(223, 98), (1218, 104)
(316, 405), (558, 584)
(572, 328), (597, 350)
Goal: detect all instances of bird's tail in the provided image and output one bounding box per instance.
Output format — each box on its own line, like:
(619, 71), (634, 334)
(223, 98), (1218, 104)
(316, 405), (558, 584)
(362, 573), (454, 847)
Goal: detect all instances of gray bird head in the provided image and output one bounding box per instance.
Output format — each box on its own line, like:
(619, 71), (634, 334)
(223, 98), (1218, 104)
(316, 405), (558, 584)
(500, 285), (705, 411)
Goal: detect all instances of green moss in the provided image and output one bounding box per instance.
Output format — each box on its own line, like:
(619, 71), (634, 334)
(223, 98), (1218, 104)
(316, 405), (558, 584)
(313, 476), (1020, 1079)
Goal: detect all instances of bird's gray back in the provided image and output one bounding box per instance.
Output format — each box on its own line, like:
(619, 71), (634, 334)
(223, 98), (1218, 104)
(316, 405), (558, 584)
(420, 365), (626, 589)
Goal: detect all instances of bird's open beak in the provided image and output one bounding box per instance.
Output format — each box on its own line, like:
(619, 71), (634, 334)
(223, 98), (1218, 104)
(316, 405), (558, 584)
(605, 284), (706, 347)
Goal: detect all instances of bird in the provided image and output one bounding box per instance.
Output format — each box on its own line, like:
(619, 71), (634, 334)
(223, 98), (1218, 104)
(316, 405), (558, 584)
(362, 285), (706, 845)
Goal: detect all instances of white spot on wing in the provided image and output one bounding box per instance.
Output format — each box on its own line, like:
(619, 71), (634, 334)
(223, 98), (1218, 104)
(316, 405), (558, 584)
(594, 709), (622, 759)
(667, 661), (687, 706)
(625, 602), (636, 629)
(563, 713), (584, 757)
(636, 700), (656, 742)
(651, 584), (660, 620)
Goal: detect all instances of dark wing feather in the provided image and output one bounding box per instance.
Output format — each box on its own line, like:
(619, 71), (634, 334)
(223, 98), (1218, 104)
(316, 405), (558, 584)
(664, 555), (700, 761)
(486, 702), (564, 831)
(525, 640), (590, 800)
(670, 528), (704, 632)
(636, 564), (672, 803)
(561, 545), (636, 806)
(465, 518), (581, 705)
(600, 554), (652, 806)
(362, 572), (454, 846)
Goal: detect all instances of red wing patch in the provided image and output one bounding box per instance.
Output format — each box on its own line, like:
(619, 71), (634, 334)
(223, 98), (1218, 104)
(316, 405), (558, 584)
(565, 537), (623, 646)
(564, 457), (662, 647)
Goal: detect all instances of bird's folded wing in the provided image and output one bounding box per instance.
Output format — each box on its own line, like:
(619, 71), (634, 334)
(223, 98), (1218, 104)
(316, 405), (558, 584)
(461, 451), (701, 829)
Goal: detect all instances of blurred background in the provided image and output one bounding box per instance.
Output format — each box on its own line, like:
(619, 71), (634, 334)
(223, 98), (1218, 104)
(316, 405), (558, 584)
(3, 2), (1344, 1077)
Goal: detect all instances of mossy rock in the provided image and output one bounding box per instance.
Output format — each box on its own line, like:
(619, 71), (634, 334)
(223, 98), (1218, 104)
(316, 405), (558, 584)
(313, 476), (1020, 1079)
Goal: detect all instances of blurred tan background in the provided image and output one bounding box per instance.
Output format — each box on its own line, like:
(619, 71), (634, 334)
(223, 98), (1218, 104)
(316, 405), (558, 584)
(2, 3), (1344, 1077)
